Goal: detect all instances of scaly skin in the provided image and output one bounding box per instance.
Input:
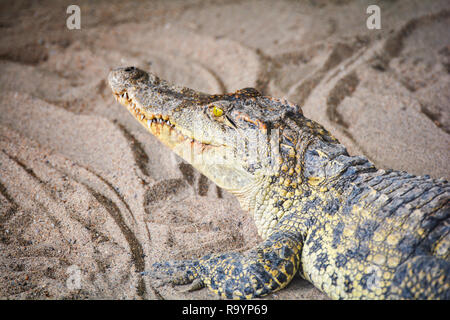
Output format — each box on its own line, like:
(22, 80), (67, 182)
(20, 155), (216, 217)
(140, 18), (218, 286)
(108, 67), (450, 299)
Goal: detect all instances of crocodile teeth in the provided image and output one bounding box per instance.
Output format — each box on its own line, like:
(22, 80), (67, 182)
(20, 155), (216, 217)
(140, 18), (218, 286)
(140, 115), (144, 120)
(147, 120), (151, 128)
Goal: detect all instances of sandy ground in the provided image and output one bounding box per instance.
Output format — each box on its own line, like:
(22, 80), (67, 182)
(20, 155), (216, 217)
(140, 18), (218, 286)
(0, 0), (449, 300)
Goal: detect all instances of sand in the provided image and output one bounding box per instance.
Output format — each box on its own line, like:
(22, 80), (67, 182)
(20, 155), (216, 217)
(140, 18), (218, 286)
(0, 0), (449, 300)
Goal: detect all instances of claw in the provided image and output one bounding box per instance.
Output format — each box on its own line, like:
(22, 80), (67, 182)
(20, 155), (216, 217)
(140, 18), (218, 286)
(184, 278), (205, 292)
(141, 259), (201, 289)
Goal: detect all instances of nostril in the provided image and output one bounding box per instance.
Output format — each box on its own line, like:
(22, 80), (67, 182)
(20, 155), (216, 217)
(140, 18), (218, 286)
(124, 66), (136, 72)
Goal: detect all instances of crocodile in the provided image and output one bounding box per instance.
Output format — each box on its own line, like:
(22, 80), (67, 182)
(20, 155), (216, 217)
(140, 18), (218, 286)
(108, 66), (450, 300)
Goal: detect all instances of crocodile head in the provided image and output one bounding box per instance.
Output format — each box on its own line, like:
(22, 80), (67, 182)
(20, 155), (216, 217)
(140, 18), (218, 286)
(108, 67), (302, 200)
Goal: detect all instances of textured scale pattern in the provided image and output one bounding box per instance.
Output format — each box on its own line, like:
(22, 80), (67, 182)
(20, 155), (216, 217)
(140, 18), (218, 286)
(109, 67), (450, 299)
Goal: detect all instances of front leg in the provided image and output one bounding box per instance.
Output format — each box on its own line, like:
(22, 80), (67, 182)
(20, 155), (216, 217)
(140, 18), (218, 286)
(145, 230), (303, 299)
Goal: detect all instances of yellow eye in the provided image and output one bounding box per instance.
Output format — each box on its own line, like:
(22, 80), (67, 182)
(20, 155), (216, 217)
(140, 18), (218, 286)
(212, 106), (223, 117)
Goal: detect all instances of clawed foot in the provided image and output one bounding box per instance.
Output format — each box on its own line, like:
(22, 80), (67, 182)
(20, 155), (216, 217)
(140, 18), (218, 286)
(141, 231), (302, 299)
(141, 259), (205, 292)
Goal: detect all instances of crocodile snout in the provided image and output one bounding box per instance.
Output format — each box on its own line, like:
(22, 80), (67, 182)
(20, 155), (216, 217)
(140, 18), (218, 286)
(108, 66), (148, 94)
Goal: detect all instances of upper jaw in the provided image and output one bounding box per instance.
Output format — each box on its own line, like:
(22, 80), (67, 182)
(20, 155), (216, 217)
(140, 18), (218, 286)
(112, 90), (131, 106)
(112, 86), (227, 149)
(112, 88), (177, 130)
(108, 68), (231, 147)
